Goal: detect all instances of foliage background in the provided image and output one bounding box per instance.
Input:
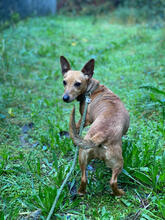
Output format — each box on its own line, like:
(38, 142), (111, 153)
(1, 0), (165, 21)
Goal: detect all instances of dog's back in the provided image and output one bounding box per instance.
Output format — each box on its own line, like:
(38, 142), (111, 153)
(73, 79), (129, 146)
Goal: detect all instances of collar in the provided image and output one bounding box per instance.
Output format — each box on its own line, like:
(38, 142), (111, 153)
(77, 79), (99, 102)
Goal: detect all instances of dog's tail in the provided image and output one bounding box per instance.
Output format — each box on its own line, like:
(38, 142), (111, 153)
(69, 106), (95, 149)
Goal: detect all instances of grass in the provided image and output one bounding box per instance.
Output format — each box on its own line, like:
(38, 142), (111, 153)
(0, 14), (165, 219)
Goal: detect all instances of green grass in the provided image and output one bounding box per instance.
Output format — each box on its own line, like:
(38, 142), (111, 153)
(0, 15), (165, 219)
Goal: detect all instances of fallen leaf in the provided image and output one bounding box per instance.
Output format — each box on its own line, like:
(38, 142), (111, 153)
(8, 108), (15, 117)
(72, 42), (76, 46)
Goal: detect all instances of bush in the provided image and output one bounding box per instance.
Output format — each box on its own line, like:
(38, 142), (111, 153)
(58, 0), (165, 20)
(122, 0), (165, 19)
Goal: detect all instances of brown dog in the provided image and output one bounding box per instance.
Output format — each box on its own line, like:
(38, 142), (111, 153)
(60, 56), (129, 196)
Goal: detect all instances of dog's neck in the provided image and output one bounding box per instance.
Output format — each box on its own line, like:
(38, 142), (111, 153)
(77, 78), (99, 102)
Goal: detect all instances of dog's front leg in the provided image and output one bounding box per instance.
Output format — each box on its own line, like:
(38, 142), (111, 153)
(76, 118), (90, 133)
(76, 119), (82, 133)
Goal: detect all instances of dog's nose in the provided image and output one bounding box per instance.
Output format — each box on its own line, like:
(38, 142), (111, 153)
(63, 94), (70, 102)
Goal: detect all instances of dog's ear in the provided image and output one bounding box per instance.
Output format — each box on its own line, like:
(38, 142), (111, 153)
(60, 56), (71, 75)
(81, 59), (95, 78)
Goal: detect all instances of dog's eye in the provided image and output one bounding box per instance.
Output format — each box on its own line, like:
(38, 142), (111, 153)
(63, 80), (67, 86)
(74, 82), (81, 87)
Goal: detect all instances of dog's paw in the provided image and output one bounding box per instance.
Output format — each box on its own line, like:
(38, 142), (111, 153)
(78, 189), (86, 196)
(114, 189), (125, 197)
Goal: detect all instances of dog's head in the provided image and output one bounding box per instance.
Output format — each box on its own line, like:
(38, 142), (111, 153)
(60, 56), (95, 102)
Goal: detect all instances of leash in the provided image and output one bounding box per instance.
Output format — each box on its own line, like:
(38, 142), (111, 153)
(46, 94), (91, 220)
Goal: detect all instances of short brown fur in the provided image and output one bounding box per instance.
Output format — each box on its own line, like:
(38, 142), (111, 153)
(60, 56), (130, 196)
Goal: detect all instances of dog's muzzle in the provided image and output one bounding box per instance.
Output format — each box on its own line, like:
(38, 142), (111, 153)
(63, 94), (70, 102)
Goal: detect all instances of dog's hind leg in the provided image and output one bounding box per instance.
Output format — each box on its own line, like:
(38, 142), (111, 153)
(78, 148), (93, 195)
(105, 142), (125, 196)
(110, 166), (124, 196)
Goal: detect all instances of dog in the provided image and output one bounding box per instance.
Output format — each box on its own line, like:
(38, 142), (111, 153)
(60, 56), (129, 196)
